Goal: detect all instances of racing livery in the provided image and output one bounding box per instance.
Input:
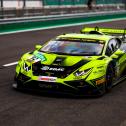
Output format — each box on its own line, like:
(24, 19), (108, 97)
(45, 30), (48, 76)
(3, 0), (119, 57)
(13, 27), (126, 96)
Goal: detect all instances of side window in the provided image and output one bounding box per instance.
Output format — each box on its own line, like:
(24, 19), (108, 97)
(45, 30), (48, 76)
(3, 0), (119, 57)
(116, 38), (121, 49)
(105, 39), (119, 56)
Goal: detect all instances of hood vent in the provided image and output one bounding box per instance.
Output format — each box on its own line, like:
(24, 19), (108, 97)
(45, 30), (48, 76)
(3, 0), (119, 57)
(72, 60), (89, 69)
(53, 57), (66, 65)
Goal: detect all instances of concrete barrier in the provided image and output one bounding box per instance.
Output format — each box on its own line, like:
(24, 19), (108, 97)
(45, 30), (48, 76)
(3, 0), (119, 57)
(0, 10), (126, 34)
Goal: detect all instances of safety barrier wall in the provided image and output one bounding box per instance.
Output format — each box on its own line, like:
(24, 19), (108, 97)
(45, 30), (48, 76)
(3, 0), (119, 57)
(43, 0), (85, 6)
(96, 0), (121, 4)
(43, 0), (122, 6)
(0, 11), (126, 34)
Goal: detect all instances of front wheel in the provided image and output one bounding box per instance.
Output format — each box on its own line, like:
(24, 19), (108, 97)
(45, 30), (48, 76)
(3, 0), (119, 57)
(12, 75), (23, 90)
(105, 64), (115, 92)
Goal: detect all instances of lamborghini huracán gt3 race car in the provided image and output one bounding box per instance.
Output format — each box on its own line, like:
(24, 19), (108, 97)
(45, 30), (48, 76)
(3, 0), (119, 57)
(13, 27), (126, 96)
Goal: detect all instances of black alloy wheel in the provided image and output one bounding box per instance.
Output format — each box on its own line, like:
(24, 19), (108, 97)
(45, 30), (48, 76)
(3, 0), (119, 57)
(105, 64), (115, 92)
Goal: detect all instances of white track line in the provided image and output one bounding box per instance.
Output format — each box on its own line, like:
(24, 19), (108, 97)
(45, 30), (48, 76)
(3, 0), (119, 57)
(3, 62), (18, 67)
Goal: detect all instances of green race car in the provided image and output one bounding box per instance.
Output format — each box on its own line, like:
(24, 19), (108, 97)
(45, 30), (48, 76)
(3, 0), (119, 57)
(13, 27), (126, 96)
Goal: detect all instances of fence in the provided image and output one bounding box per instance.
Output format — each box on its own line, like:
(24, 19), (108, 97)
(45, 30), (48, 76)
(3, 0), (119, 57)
(0, 0), (125, 19)
(0, 0), (124, 8)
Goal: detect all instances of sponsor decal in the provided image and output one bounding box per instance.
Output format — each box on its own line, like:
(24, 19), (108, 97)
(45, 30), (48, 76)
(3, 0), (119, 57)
(39, 84), (53, 89)
(34, 52), (47, 62)
(41, 66), (64, 72)
(23, 62), (31, 72)
(27, 53), (46, 63)
(38, 76), (57, 82)
(27, 56), (41, 63)
(38, 83), (59, 89)
(58, 38), (101, 42)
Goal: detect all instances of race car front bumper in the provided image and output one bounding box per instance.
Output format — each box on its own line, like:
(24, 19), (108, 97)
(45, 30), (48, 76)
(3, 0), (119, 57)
(13, 73), (105, 96)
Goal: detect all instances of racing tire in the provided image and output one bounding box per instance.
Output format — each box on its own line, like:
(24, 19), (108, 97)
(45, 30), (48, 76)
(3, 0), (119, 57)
(12, 75), (23, 90)
(105, 64), (115, 92)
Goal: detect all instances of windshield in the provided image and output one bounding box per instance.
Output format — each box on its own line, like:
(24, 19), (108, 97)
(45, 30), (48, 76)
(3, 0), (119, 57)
(40, 39), (104, 56)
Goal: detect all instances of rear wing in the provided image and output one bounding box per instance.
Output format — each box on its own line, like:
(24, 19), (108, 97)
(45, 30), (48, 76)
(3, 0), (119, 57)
(80, 27), (126, 39)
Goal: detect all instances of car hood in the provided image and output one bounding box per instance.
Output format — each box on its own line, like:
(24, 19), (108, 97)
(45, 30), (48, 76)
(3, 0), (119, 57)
(21, 51), (105, 78)
(27, 51), (101, 66)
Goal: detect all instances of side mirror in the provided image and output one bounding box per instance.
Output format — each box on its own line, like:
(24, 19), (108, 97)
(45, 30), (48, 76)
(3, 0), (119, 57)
(35, 45), (42, 50)
(111, 54), (118, 59)
(115, 49), (124, 55)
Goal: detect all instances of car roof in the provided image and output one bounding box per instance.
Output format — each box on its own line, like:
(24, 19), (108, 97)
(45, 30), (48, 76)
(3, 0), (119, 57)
(57, 33), (113, 43)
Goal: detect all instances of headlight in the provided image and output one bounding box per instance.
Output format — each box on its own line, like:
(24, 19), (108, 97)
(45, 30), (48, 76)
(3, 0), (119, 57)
(23, 62), (31, 72)
(74, 68), (91, 77)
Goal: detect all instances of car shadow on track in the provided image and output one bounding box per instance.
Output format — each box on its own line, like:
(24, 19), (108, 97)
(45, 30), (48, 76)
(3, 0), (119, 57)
(12, 87), (105, 99)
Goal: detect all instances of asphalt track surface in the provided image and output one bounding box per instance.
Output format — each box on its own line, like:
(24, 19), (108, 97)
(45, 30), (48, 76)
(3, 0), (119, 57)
(0, 20), (126, 126)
